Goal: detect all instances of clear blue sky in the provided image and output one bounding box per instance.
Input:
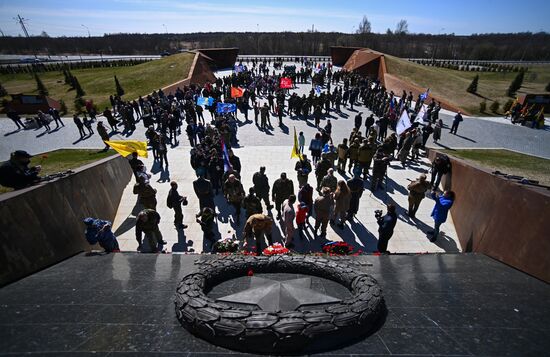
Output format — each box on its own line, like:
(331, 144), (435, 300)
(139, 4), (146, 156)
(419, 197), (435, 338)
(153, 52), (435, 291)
(0, 0), (549, 37)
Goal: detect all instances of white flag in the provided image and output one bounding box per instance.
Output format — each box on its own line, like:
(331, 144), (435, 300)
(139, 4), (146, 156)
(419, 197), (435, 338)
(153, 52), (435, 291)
(415, 106), (426, 123)
(396, 110), (412, 135)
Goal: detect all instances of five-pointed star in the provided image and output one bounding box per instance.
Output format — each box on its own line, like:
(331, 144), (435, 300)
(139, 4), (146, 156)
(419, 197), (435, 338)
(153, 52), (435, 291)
(216, 276), (341, 311)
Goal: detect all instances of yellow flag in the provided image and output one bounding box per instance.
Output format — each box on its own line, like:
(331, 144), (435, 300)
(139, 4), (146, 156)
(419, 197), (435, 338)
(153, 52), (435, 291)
(291, 127), (303, 160)
(105, 140), (148, 158)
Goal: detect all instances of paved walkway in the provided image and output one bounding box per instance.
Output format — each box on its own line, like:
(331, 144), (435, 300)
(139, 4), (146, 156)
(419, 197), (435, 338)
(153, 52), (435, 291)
(112, 146), (460, 254)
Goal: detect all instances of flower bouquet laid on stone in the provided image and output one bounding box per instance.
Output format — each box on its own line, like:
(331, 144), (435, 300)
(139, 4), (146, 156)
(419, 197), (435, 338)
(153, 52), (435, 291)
(322, 241), (361, 255)
(213, 236), (239, 253)
(262, 242), (290, 256)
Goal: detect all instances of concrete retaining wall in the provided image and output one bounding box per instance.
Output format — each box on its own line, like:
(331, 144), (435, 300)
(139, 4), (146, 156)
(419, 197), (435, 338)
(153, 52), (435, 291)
(429, 150), (550, 282)
(0, 154), (132, 286)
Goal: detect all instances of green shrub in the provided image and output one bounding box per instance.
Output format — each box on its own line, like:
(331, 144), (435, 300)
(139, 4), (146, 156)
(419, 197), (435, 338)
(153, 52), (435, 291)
(467, 75), (479, 94)
(490, 100), (500, 113)
(480, 101), (487, 113)
(34, 73), (48, 96)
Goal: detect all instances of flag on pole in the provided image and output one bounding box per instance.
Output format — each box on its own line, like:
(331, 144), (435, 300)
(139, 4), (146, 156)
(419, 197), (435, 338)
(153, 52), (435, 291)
(291, 127), (303, 160)
(280, 77), (293, 89)
(396, 110), (412, 135)
(105, 140), (148, 158)
(419, 88), (430, 101)
(230, 87), (244, 98)
(220, 138), (233, 172)
(415, 106), (426, 123)
(389, 99), (395, 115)
(216, 102), (237, 114)
(196, 96), (214, 107)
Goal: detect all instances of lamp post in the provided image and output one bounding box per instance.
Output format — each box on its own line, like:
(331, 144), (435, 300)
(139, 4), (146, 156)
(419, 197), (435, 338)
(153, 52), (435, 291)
(81, 24), (90, 37)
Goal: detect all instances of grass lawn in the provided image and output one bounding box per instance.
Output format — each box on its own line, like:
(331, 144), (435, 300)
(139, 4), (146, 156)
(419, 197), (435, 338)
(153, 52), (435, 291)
(0, 52), (195, 114)
(441, 149), (550, 186)
(0, 149), (117, 194)
(385, 55), (550, 116)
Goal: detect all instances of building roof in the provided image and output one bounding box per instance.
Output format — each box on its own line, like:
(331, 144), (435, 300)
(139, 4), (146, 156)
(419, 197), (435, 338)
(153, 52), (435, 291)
(343, 48), (384, 72)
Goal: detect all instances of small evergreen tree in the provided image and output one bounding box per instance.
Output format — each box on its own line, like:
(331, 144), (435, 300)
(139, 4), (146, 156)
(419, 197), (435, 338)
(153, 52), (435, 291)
(503, 99), (514, 113)
(72, 76), (85, 97)
(490, 100), (500, 113)
(0, 82), (7, 97)
(467, 75), (479, 94)
(74, 97), (85, 113)
(507, 70), (525, 97)
(59, 99), (68, 115)
(114, 75), (125, 96)
(479, 101), (487, 113)
(34, 73), (48, 96)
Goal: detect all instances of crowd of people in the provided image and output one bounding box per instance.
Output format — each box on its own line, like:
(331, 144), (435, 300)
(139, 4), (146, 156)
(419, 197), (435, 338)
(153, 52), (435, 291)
(1, 57), (460, 255)
(99, 58), (458, 255)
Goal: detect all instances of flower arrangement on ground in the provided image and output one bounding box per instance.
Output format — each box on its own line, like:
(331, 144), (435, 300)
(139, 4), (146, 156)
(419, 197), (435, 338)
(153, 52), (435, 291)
(322, 241), (359, 255)
(263, 242), (290, 256)
(213, 236), (239, 253)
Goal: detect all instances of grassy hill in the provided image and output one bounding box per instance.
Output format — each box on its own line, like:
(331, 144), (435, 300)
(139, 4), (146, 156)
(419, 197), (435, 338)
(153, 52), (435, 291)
(384, 55), (550, 116)
(1, 52), (195, 114)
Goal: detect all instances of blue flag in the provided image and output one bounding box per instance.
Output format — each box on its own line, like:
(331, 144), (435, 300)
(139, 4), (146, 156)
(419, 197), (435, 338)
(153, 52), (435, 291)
(420, 88), (430, 101)
(216, 102), (237, 114)
(315, 85), (322, 94)
(196, 96), (214, 107)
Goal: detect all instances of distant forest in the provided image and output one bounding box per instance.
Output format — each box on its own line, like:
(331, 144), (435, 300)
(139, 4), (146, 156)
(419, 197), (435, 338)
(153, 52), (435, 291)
(1, 32), (549, 60)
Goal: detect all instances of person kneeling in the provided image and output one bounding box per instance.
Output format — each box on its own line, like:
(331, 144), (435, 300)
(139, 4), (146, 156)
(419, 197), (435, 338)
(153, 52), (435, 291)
(84, 218), (120, 253)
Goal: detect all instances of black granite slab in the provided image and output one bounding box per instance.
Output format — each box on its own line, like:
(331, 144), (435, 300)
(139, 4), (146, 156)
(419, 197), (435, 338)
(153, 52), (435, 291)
(0, 253), (549, 356)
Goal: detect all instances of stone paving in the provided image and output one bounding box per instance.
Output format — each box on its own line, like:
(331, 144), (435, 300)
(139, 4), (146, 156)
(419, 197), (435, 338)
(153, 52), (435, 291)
(3, 61), (549, 254)
(112, 145), (460, 254)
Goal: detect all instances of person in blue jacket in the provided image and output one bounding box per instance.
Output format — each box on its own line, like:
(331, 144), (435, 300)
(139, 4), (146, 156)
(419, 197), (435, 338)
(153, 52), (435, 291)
(84, 218), (120, 253)
(428, 190), (455, 242)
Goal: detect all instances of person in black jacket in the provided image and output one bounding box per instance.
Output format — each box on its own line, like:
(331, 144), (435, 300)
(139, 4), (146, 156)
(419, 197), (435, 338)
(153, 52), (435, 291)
(376, 204), (397, 253)
(0, 150), (41, 190)
(166, 181), (188, 229)
(430, 154), (452, 189)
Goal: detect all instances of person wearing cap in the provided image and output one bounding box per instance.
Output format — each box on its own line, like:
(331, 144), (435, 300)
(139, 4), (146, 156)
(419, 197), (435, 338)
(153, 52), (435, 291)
(97, 121), (110, 151)
(0, 150), (41, 190)
(223, 174), (245, 224)
(407, 173), (431, 218)
(377, 204), (398, 253)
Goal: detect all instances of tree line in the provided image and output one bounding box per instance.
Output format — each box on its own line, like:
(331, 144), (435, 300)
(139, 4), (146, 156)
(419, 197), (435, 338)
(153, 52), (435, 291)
(0, 32), (549, 60)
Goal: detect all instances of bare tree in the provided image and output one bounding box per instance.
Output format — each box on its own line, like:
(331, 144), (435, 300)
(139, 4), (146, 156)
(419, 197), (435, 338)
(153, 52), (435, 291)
(356, 16), (371, 34)
(395, 19), (409, 34)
